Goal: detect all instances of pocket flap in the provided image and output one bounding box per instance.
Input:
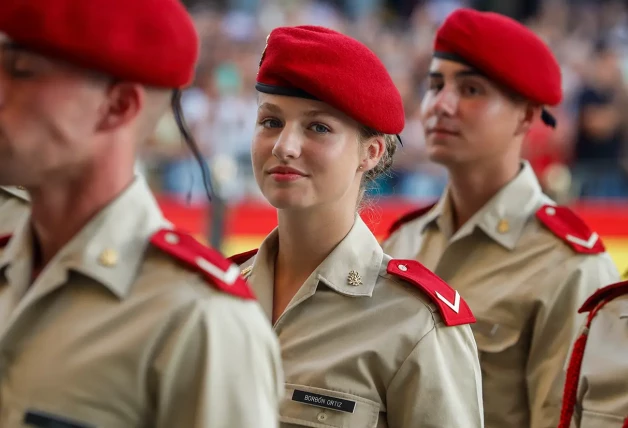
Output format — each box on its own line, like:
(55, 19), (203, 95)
(281, 384), (380, 428)
(471, 319), (521, 353)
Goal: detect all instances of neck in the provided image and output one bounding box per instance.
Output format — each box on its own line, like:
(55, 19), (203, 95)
(448, 157), (521, 231)
(274, 200), (356, 294)
(28, 160), (134, 269)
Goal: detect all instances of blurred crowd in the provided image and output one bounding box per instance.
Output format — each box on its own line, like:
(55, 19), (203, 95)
(139, 0), (628, 203)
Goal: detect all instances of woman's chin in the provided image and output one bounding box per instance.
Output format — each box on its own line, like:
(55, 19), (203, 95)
(264, 191), (311, 211)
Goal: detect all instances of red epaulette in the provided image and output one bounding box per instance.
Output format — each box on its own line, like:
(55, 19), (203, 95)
(579, 280), (628, 313)
(386, 202), (437, 238)
(150, 229), (255, 300)
(228, 248), (258, 266)
(0, 234), (11, 248)
(536, 204), (605, 254)
(387, 259), (475, 326)
(558, 279), (628, 428)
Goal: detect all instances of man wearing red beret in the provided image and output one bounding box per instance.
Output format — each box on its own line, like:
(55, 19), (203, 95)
(0, 186), (28, 235)
(383, 8), (620, 428)
(0, 0), (283, 426)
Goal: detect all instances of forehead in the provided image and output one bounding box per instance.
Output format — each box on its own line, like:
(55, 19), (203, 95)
(258, 93), (350, 118)
(428, 57), (481, 77)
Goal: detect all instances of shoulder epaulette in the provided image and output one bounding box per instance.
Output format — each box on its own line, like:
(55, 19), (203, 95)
(150, 229), (255, 300)
(387, 202), (437, 238)
(387, 259), (475, 326)
(0, 234), (11, 248)
(579, 280), (628, 313)
(536, 204), (605, 254)
(228, 248), (259, 266)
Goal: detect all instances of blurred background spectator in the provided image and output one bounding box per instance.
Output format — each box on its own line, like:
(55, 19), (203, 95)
(141, 0), (628, 206)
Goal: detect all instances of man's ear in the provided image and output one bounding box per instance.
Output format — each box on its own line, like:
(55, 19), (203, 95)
(515, 102), (541, 136)
(96, 82), (144, 132)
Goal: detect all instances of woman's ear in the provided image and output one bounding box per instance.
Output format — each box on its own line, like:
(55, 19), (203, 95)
(359, 136), (385, 172)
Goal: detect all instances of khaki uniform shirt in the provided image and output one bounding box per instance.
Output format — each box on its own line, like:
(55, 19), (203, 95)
(383, 162), (620, 428)
(239, 216), (484, 428)
(0, 186), (29, 236)
(0, 178), (283, 428)
(573, 294), (628, 427)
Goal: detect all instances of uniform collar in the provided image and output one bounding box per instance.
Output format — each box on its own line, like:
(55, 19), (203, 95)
(0, 185), (30, 202)
(315, 215), (383, 297)
(428, 161), (547, 250)
(0, 177), (168, 299)
(246, 215), (384, 319)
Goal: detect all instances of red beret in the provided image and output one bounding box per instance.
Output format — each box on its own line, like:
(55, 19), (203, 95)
(434, 8), (562, 107)
(256, 26), (404, 135)
(0, 0), (199, 88)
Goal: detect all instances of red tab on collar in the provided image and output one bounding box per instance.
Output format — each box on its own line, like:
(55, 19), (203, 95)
(536, 205), (605, 254)
(386, 203), (437, 238)
(228, 248), (259, 266)
(150, 229), (255, 300)
(0, 234), (11, 248)
(579, 280), (628, 313)
(387, 259), (476, 326)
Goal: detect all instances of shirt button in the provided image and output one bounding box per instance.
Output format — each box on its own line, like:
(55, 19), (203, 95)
(398, 264), (408, 272)
(317, 412), (328, 422)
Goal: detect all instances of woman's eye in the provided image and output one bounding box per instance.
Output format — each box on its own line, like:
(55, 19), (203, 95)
(309, 123), (330, 134)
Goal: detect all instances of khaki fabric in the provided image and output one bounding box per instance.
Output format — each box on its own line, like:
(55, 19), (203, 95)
(239, 216), (483, 428)
(572, 294), (628, 427)
(383, 162), (620, 428)
(0, 178), (283, 428)
(0, 187), (29, 236)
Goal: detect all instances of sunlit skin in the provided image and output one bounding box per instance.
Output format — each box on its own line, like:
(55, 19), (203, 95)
(252, 93), (383, 212)
(251, 93), (385, 322)
(0, 38), (169, 267)
(420, 58), (536, 169)
(420, 58), (540, 228)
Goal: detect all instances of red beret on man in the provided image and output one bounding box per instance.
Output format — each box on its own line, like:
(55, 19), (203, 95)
(434, 8), (562, 126)
(256, 26), (404, 135)
(0, 0), (199, 88)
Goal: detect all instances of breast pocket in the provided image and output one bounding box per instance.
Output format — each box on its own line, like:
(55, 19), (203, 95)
(581, 409), (627, 427)
(280, 383), (380, 428)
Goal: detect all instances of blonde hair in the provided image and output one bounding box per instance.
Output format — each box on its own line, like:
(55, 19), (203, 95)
(357, 125), (398, 207)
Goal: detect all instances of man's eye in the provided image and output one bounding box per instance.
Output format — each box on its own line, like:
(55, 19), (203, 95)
(1, 47), (38, 78)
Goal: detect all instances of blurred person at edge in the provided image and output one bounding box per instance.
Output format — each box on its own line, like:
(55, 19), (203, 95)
(572, 39), (628, 198)
(383, 8), (620, 428)
(0, 0), (283, 426)
(557, 278), (628, 427)
(230, 25), (483, 427)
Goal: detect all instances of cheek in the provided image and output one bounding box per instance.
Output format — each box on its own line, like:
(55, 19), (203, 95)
(418, 95), (434, 123)
(251, 134), (273, 171)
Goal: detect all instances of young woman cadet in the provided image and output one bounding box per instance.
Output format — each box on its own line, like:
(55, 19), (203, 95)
(230, 25), (483, 428)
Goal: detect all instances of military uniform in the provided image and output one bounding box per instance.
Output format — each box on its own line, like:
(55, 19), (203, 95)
(558, 281), (628, 428)
(383, 162), (620, 427)
(0, 178), (283, 427)
(233, 216), (483, 428)
(0, 187), (29, 236)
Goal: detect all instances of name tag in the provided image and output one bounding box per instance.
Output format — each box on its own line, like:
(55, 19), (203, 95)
(24, 410), (94, 428)
(292, 389), (356, 413)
